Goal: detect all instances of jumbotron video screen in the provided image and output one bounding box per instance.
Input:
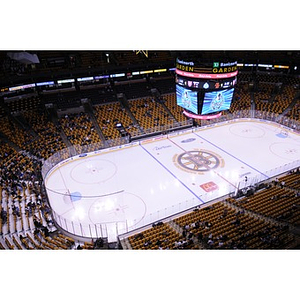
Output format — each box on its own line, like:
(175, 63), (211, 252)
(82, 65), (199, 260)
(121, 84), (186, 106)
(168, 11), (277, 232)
(200, 88), (234, 115)
(176, 84), (199, 114)
(175, 58), (238, 117)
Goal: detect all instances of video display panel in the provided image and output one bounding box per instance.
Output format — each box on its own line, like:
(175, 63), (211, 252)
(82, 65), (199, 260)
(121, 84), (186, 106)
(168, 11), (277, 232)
(176, 84), (198, 114)
(200, 88), (234, 115)
(176, 75), (237, 90)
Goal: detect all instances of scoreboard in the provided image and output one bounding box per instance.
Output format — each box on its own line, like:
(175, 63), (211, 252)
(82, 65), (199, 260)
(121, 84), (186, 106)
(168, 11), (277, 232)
(175, 58), (238, 116)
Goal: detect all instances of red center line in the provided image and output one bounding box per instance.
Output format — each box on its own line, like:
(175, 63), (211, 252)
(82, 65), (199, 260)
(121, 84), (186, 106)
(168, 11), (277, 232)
(212, 170), (238, 189)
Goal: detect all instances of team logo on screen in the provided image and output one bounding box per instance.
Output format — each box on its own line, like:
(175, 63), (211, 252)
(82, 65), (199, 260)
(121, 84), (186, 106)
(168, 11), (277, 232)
(173, 149), (224, 174)
(203, 82), (209, 89)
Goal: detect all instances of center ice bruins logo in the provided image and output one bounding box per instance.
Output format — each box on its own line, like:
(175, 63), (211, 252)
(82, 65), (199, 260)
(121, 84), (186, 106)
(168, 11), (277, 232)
(173, 149), (224, 174)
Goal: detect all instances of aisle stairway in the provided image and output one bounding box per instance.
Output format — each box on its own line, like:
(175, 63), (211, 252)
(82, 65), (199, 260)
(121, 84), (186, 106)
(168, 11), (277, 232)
(276, 91), (300, 121)
(82, 100), (107, 145)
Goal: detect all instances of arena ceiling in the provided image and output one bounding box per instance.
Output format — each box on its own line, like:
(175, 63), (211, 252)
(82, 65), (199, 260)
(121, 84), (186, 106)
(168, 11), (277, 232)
(0, 50), (299, 87)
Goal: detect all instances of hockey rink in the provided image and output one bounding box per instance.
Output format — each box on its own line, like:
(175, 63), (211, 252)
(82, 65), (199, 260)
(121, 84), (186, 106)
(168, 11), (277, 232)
(44, 119), (300, 242)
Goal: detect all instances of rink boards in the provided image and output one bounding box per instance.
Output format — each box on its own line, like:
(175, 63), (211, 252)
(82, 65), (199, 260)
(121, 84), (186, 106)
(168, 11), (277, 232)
(44, 119), (300, 241)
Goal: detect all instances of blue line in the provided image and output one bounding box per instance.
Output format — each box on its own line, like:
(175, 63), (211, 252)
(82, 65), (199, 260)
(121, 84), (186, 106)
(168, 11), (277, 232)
(140, 144), (204, 203)
(193, 131), (269, 179)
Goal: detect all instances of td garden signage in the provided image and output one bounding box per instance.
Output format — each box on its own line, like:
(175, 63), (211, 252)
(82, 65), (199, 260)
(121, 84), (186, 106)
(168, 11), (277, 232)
(176, 59), (195, 72)
(212, 61), (238, 74)
(176, 63), (194, 72)
(176, 59), (237, 75)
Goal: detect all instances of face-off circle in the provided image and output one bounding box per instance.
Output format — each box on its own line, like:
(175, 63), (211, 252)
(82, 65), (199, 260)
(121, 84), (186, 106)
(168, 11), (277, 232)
(174, 149), (224, 174)
(88, 192), (147, 228)
(229, 124), (265, 138)
(70, 159), (117, 184)
(269, 142), (300, 161)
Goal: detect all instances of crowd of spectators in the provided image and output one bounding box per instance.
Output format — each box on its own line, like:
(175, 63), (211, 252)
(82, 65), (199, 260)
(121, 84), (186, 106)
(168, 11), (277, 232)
(1, 65), (300, 250)
(127, 177), (299, 250)
(59, 112), (102, 146)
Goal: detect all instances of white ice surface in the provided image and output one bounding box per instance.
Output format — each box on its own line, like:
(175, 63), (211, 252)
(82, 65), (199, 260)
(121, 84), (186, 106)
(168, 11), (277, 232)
(45, 120), (300, 241)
